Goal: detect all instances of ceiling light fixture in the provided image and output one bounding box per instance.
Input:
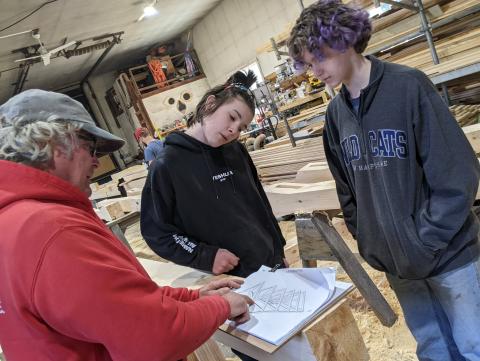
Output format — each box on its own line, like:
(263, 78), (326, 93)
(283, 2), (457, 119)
(137, 1), (158, 22)
(143, 5), (158, 17)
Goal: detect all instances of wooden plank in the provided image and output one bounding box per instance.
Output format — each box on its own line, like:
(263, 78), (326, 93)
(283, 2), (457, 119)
(295, 162), (333, 183)
(265, 181), (340, 217)
(307, 212), (397, 327)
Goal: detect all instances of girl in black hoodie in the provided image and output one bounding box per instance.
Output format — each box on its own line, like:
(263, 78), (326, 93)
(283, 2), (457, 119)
(140, 71), (287, 279)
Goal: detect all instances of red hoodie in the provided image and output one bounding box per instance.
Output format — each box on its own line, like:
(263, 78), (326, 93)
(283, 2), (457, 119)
(0, 160), (230, 361)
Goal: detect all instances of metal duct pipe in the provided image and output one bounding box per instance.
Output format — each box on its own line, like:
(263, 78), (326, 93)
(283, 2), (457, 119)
(64, 40), (111, 58)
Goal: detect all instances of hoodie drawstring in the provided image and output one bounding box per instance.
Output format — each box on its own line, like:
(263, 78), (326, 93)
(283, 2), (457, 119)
(201, 147), (221, 199)
(222, 151), (237, 195)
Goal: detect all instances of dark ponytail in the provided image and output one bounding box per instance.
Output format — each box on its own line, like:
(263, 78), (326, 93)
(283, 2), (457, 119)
(187, 70), (257, 127)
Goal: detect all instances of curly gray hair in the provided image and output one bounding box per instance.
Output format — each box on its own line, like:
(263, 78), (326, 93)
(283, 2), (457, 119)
(0, 115), (83, 170)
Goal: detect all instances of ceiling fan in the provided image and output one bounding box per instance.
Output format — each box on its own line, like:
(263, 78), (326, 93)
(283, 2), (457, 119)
(15, 31), (77, 66)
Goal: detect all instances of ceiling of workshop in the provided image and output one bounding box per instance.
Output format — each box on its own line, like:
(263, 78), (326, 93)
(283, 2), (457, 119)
(0, 0), (222, 104)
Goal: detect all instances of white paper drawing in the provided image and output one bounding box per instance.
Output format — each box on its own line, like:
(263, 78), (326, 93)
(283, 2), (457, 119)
(230, 266), (343, 345)
(242, 282), (306, 313)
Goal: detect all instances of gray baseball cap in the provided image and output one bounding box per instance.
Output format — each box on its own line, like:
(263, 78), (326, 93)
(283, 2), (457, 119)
(0, 89), (125, 153)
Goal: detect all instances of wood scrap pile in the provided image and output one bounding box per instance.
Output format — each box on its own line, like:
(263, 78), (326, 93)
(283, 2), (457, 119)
(95, 196), (141, 222)
(450, 104), (480, 127)
(90, 165), (147, 200)
(118, 168), (148, 196)
(89, 182), (121, 200)
(89, 165), (148, 222)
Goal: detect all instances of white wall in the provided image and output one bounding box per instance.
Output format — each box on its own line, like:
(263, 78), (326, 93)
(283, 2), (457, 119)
(192, 0), (316, 87)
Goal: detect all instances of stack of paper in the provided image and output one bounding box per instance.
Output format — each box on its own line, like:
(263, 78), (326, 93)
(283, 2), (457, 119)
(230, 266), (352, 345)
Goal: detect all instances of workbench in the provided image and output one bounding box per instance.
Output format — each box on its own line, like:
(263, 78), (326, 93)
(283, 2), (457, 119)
(139, 258), (369, 361)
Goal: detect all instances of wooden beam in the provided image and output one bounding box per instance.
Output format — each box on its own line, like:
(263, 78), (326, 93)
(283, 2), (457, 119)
(308, 212), (397, 327)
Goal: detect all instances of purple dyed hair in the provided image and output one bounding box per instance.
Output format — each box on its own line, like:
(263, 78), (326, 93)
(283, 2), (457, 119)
(287, 0), (372, 71)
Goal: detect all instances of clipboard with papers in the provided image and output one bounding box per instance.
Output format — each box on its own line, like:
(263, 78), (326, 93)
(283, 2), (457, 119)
(221, 265), (354, 347)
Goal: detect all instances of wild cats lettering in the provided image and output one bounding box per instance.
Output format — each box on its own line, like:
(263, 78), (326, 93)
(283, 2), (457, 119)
(341, 129), (408, 171)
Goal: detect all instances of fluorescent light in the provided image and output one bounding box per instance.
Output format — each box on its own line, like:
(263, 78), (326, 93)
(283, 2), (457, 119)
(143, 5), (158, 17)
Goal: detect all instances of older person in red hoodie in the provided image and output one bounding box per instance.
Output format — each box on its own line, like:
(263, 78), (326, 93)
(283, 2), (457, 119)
(0, 89), (252, 361)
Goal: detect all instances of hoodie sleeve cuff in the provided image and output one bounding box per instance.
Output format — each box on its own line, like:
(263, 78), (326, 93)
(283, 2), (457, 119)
(193, 243), (219, 272)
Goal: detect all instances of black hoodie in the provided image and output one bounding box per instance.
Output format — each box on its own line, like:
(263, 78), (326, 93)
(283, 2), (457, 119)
(323, 56), (480, 280)
(140, 132), (286, 277)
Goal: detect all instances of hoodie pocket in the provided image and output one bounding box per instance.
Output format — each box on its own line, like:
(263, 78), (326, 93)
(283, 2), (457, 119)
(392, 215), (439, 279)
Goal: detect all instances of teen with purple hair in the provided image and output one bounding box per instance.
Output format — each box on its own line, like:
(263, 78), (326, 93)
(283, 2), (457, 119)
(288, 1), (480, 360)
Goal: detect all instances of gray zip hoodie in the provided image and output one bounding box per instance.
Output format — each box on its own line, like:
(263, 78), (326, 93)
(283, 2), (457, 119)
(323, 56), (480, 279)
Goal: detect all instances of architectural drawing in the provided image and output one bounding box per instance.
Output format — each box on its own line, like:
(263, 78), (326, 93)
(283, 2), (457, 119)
(232, 266), (339, 345)
(240, 281), (306, 313)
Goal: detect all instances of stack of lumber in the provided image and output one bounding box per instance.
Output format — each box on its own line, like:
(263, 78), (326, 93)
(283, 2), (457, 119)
(90, 182), (121, 200)
(370, 0), (442, 33)
(450, 104), (480, 127)
(388, 25), (480, 79)
(250, 137), (326, 183)
(449, 79), (480, 104)
(273, 104), (327, 138)
(367, 0), (478, 53)
(369, 0), (480, 91)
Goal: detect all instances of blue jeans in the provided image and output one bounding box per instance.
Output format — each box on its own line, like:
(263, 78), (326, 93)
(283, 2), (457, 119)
(386, 258), (480, 361)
